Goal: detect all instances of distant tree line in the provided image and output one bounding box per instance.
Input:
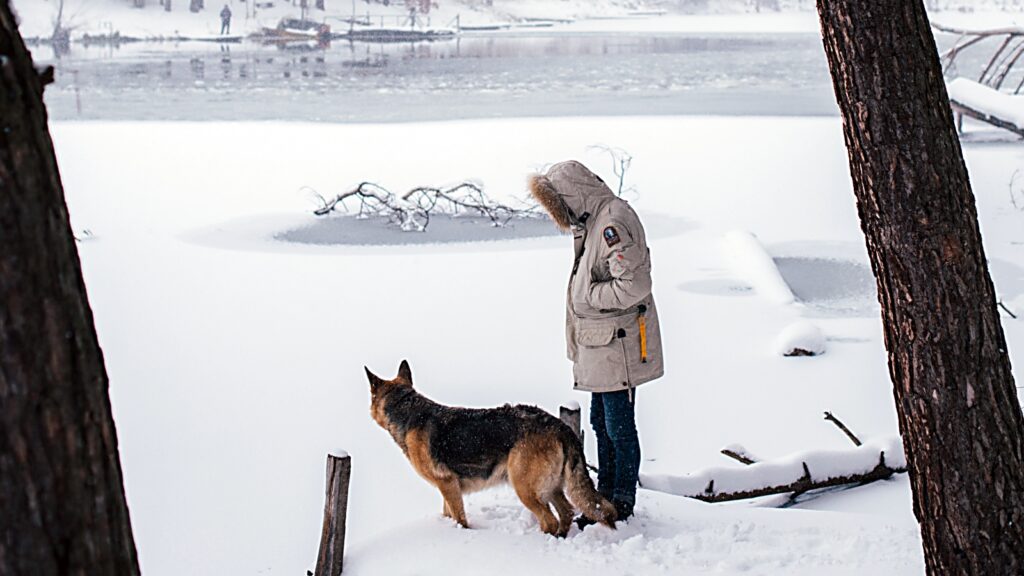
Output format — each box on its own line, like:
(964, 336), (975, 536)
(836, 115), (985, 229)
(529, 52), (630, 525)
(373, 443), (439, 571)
(124, 0), (436, 12)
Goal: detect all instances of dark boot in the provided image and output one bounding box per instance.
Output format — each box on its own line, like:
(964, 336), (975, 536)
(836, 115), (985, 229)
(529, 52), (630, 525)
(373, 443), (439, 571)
(613, 499), (634, 523)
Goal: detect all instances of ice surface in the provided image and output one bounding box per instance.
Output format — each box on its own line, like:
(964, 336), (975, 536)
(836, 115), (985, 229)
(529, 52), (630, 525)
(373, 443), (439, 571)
(32, 33), (839, 122)
(276, 214), (559, 246)
(773, 256), (877, 317)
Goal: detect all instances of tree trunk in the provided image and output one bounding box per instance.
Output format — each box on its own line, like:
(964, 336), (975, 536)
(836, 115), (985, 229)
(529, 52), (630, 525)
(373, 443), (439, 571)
(816, 1), (1024, 574)
(0, 3), (141, 575)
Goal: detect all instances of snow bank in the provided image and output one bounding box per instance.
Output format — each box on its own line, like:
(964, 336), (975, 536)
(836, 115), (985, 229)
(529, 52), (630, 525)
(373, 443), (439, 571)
(775, 321), (826, 357)
(640, 436), (906, 498)
(947, 77), (1024, 129)
(345, 487), (924, 576)
(724, 230), (796, 306)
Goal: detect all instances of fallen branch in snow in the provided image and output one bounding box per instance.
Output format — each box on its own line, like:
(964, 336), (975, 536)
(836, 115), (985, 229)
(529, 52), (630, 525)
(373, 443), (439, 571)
(823, 411), (862, 447)
(308, 181), (542, 232)
(644, 413), (907, 505)
(643, 440), (907, 504)
(947, 78), (1024, 138)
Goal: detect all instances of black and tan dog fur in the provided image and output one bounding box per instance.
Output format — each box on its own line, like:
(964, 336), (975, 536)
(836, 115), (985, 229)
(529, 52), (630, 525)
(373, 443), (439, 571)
(366, 360), (617, 536)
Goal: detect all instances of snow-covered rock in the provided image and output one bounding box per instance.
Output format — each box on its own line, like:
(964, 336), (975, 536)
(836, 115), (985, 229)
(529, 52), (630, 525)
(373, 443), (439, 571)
(775, 321), (825, 357)
(723, 230), (796, 306)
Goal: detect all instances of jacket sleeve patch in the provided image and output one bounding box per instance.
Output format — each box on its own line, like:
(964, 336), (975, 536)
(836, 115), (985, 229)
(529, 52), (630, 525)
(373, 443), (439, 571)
(603, 226), (621, 247)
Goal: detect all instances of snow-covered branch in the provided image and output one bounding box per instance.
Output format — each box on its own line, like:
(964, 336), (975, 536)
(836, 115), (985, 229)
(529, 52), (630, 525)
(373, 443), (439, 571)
(642, 414), (906, 504)
(642, 437), (907, 504)
(308, 181), (542, 232)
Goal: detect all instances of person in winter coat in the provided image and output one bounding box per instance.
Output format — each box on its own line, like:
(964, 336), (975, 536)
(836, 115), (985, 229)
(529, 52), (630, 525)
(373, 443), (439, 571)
(529, 160), (663, 524)
(220, 4), (232, 35)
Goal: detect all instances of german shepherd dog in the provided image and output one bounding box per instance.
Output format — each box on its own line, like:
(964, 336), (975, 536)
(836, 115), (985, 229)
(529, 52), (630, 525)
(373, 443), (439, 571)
(366, 360), (617, 536)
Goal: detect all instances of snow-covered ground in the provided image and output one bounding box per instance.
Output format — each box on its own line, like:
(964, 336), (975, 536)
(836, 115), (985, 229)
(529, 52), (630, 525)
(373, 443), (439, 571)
(54, 116), (1024, 575)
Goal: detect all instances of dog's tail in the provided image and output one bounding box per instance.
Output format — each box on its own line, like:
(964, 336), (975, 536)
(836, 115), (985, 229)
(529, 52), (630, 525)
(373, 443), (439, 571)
(560, 427), (617, 529)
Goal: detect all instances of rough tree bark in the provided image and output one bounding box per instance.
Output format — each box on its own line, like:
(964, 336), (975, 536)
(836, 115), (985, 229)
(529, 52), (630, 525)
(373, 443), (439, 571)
(816, 1), (1024, 574)
(0, 2), (141, 575)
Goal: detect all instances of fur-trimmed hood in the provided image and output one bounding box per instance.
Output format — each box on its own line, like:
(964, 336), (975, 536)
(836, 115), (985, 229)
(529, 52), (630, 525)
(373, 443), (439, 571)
(529, 161), (614, 230)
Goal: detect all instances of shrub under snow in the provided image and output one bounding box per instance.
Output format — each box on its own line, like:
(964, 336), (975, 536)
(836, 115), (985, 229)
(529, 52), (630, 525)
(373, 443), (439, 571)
(775, 321), (826, 357)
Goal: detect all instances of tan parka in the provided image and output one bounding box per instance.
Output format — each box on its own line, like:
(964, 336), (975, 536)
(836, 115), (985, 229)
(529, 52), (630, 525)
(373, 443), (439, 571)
(530, 161), (664, 395)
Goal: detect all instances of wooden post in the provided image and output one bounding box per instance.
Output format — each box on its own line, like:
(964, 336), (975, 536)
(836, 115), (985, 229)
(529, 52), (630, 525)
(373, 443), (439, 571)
(559, 403), (582, 446)
(315, 452), (351, 576)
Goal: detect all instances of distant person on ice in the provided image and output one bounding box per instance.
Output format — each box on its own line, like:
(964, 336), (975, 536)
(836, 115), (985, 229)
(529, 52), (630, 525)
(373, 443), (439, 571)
(529, 160), (663, 526)
(220, 4), (232, 35)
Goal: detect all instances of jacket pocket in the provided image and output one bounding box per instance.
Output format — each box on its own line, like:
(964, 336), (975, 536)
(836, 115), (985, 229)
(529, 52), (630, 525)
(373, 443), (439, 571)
(573, 317), (629, 389)
(577, 324), (616, 347)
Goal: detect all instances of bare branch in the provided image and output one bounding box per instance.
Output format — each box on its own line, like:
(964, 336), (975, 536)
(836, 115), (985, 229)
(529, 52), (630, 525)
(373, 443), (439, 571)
(932, 23), (1024, 92)
(587, 144), (634, 198)
(980, 35), (1015, 84)
(824, 411), (863, 446)
(1011, 170), (1023, 211)
(720, 448), (757, 465)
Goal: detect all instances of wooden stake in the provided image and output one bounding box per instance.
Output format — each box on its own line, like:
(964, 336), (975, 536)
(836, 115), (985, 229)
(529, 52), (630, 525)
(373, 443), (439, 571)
(315, 452), (351, 576)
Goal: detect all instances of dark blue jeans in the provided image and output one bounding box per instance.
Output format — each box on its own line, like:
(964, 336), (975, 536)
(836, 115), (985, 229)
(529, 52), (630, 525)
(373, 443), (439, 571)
(590, 390), (640, 506)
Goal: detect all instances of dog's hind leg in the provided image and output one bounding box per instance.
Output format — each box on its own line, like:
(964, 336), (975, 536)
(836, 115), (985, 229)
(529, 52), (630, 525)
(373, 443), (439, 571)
(508, 443), (561, 536)
(549, 490), (574, 537)
(514, 487), (559, 536)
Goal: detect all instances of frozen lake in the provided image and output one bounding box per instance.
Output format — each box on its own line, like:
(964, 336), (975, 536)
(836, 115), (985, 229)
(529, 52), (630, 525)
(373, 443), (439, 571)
(36, 31), (841, 121)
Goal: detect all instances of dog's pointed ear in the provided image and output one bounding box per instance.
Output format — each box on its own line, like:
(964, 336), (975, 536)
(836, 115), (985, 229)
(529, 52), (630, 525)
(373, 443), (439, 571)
(365, 366), (384, 390)
(397, 359), (413, 385)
